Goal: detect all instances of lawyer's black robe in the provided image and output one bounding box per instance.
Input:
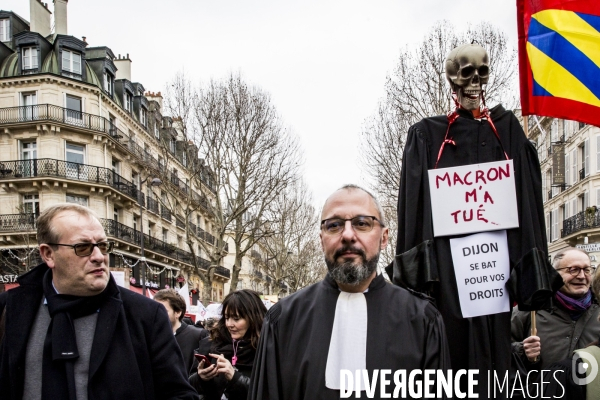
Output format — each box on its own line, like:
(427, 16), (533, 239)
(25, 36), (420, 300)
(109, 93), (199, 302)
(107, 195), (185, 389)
(387, 105), (548, 397)
(248, 273), (450, 400)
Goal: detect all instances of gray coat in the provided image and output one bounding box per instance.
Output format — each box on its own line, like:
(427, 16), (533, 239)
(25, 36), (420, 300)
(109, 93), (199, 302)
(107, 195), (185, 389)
(511, 299), (600, 369)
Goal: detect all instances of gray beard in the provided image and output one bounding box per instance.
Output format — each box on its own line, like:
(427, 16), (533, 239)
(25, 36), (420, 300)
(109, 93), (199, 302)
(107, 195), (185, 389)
(325, 250), (380, 286)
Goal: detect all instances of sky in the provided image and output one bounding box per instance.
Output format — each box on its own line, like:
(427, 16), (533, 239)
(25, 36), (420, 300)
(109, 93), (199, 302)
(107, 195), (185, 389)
(4, 0), (519, 209)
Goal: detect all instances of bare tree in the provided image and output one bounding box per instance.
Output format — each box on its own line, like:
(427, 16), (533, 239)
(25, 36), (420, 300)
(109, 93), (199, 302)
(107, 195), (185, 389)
(164, 73), (302, 303)
(254, 180), (325, 295)
(360, 21), (518, 265)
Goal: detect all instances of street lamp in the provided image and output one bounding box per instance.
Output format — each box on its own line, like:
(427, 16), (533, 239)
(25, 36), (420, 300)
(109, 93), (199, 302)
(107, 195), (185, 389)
(140, 176), (162, 296)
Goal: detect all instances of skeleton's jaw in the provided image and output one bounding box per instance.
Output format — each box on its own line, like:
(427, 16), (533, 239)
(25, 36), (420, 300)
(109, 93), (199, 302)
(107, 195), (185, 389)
(457, 89), (482, 111)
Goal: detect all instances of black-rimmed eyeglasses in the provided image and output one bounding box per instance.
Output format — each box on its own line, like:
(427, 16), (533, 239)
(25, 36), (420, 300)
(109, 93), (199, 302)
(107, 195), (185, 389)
(321, 215), (383, 235)
(47, 241), (115, 257)
(556, 266), (596, 276)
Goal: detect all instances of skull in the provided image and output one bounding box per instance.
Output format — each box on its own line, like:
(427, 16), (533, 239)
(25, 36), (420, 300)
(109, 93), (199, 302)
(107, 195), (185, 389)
(445, 44), (490, 111)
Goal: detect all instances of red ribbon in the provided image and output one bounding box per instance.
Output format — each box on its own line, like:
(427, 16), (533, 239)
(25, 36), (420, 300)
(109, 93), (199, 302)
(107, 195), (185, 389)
(435, 91), (509, 169)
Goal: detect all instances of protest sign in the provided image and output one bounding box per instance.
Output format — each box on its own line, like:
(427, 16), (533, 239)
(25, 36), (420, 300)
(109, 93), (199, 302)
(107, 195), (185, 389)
(428, 160), (519, 237)
(450, 230), (510, 318)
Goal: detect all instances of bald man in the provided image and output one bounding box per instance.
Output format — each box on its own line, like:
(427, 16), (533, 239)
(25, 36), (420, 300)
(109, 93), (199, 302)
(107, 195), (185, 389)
(249, 184), (450, 400)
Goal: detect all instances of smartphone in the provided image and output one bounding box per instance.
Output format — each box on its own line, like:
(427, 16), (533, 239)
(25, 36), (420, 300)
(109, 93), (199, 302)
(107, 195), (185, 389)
(194, 354), (213, 366)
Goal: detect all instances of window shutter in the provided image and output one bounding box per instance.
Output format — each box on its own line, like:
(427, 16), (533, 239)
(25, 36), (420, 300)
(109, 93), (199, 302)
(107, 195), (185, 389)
(572, 149), (577, 183)
(552, 209), (559, 241)
(565, 153), (570, 185)
(585, 139), (590, 176)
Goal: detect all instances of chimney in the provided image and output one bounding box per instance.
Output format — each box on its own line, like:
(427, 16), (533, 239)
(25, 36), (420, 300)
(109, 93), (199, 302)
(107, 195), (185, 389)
(53, 0), (68, 36)
(29, 0), (52, 37)
(114, 54), (132, 81)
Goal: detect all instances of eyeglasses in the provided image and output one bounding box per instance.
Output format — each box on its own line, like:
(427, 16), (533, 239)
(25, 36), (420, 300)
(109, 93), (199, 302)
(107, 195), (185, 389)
(321, 216), (383, 235)
(47, 241), (114, 257)
(556, 266), (596, 276)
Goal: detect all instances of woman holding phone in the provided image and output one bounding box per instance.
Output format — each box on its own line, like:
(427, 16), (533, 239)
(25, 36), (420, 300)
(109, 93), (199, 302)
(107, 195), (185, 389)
(189, 289), (267, 400)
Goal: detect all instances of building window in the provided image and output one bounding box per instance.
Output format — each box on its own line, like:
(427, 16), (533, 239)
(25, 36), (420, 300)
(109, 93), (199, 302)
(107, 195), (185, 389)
(154, 119), (160, 139)
(104, 71), (113, 95)
(0, 19), (9, 42)
(140, 108), (147, 127)
(114, 207), (120, 223)
(66, 194), (88, 207)
(21, 92), (37, 120)
(65, 142), (85, 179)
(62, 49), (82, 77)
(162, 228), (168, 242)
(170, 139), (176, 154)
(22, 47), (38, 73)
(23, 194), (40, 215)
(124, 92), (132, 113)
(65, 95), (83, 122)
(182, 151), (187, 167)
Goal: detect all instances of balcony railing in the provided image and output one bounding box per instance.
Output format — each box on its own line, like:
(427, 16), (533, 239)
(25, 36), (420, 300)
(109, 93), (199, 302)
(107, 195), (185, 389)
(251, 250), (262, 261)
(160, 206), (172, 222)
(0, 104), (217, 194)
(561, 209), (600, 237)
(100, 218), (212, 268)
(146, 196), (159, 214)
(0, 159), (138, 199)
(215, 266), (231, 278)
(0, 213), (37, 232)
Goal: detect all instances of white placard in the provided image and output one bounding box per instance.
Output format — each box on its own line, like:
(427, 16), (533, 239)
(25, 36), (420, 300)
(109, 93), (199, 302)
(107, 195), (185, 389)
(428, 160), (519, 237)
(111, 271), (125, 287)
(450, 230), (510, 318)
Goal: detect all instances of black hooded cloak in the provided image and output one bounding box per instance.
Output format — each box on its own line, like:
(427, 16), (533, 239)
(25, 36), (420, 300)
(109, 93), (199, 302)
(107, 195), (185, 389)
(386, 105), (548, 397)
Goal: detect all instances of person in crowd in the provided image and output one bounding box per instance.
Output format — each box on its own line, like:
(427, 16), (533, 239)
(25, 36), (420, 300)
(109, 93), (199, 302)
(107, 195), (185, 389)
(0, 203), (198, 400)
(155, 288), (209, 374)
(249, 184), (450, 400)
(190, 289), (266, 400)
(512, 247), (600, 370)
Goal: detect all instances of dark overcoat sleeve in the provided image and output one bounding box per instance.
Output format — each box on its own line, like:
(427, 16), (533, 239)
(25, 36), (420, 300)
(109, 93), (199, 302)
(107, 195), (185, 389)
(148, 304), (200, 400)
(248, 304), (282, 400)
(423, 303), (451, 371)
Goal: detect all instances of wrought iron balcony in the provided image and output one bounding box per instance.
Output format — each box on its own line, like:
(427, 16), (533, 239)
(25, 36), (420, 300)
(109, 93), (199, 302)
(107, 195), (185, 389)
(0, 159), (138, 199)
(0, 213), (37, 232)
(160, 206), (172, 222)
(146, 196), (159, 214)
(251, 249), (262, 261)
(0, 104), (217, 194)
(561, 209), (600, 237)
(215, 266), (231, 278)
(100, 218), (211, 267)
(196, 226), (216, 245)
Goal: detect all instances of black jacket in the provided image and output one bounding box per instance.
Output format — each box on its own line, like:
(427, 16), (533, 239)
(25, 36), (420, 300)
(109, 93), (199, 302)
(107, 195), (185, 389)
(0, 263), (199, 400)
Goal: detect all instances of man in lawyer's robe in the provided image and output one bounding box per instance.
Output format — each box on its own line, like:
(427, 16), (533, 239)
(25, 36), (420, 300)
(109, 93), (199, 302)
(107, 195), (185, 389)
(249, 185), (450, 400)
(387, 44), (549, 398)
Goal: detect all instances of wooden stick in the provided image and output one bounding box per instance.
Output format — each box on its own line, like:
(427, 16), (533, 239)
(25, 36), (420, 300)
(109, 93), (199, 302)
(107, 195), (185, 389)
(531, 311), (538, 362)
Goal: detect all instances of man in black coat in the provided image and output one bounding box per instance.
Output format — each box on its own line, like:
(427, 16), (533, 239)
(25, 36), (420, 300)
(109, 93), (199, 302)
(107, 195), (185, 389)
(0, 203), (198, 400)
(154, 288), (209, 375)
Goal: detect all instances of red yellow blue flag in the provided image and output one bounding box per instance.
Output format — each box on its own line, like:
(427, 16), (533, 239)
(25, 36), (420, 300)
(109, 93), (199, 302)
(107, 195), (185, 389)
(518, 0), (600, 126)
